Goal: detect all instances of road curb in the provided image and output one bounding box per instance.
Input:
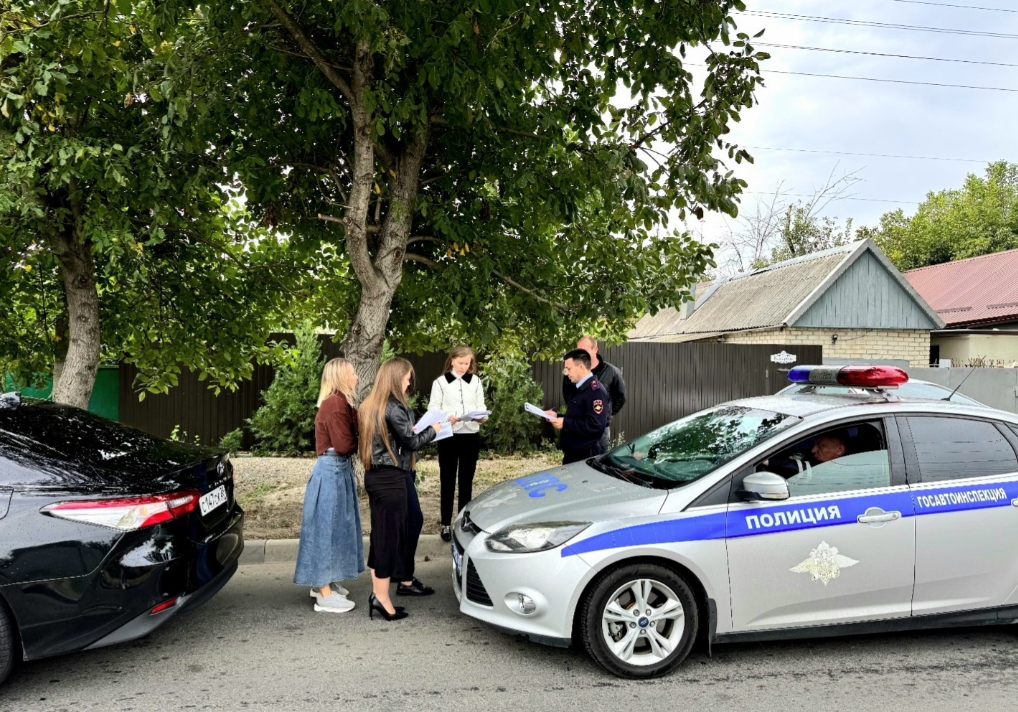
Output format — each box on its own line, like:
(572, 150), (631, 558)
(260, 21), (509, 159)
(240, 534), (451, 565)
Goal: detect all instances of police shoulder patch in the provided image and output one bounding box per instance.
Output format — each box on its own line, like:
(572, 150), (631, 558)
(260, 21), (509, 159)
(593, 399), (604, 414)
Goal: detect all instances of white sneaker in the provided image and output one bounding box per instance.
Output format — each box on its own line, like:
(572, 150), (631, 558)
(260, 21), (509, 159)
(314, 592), (355, 613)
(310, 584), (349, 598)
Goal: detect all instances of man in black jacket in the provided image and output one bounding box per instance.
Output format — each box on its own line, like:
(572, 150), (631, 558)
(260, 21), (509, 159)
(562, 336), (626, 452)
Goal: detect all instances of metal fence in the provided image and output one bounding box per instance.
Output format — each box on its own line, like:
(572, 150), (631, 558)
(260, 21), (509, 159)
(119, 341), (823, 448)
(907, 367), (1018, 414)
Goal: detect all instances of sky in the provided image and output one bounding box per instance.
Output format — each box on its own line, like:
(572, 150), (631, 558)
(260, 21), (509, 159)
(691, 0), (1018, 261)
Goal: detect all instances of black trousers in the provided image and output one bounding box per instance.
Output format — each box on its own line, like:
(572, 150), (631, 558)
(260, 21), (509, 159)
(563, 441), (605, 465)
(438, 433), (480, 526)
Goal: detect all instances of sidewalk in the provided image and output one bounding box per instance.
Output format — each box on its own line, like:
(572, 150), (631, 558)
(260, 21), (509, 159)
(239, 534), (451, 565)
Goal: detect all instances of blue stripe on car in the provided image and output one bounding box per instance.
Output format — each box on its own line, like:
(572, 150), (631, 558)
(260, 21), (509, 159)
(561, 481), (1018, 558)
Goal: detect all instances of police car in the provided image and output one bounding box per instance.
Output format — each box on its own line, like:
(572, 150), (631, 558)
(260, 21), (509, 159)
(451, 366), (1018, 678)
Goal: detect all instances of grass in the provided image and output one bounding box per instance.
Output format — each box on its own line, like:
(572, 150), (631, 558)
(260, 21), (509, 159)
(233, 451), (562, 540)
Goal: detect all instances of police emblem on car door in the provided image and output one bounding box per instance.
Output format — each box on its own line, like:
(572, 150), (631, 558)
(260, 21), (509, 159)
(725, 419), (916, 632)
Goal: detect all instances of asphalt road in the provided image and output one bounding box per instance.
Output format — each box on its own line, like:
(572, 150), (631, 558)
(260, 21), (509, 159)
(4, 559), (1018, 712)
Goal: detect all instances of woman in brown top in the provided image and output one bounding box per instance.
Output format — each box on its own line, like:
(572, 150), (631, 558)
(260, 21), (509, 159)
(293, 358), (365, 613)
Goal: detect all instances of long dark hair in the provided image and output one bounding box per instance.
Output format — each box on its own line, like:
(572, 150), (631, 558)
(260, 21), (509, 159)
(358, 358), (415, 470)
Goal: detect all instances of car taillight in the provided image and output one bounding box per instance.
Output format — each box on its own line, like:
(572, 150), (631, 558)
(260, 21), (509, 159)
(42, 490), (201, 531)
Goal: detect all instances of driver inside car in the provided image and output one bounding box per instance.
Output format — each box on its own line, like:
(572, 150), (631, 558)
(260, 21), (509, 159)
(811, 433), (848, 464)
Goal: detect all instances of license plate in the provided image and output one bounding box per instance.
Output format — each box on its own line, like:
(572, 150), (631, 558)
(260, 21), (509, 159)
(452, 544), (462, 578)
(199, 485), (227, 516)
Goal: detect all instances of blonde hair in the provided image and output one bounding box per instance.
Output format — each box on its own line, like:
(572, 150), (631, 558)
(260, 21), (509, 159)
(442, 345), (477, 376)
(317, 358), (357, 407)
(358, 358), (415, 470)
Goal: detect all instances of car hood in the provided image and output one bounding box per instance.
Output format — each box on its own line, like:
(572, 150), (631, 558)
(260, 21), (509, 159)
(464, 460), (667, 533)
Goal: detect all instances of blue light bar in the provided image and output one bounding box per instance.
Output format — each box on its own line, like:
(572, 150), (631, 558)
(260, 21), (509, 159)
(788, 366), (813, 383)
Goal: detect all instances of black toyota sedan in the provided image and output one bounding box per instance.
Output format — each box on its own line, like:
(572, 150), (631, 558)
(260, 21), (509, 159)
(0, 393), (243, 686)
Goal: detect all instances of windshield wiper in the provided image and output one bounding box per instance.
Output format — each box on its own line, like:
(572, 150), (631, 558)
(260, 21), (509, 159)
(587, 456), (652, 488)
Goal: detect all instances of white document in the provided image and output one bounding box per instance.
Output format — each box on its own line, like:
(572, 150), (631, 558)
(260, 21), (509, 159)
(466, 410), (492, 421)
(434, 422), (454, 441)
(525, 403), (556, 421)
(413, 409), (449, 434)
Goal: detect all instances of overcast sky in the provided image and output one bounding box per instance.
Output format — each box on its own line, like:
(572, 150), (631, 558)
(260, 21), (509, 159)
(693, 0), (1018, 254)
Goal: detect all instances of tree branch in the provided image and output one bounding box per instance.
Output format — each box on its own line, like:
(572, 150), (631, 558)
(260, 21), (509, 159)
(262, 0), (355, 105)
(404, 253), (441, 269)
(268, 44), (352, 72)
(407, 235), (443, 246)
(492, 269), (573, 313)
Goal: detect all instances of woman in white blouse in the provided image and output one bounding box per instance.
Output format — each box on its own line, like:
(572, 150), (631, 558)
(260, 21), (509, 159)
(429, 346), (487, 542)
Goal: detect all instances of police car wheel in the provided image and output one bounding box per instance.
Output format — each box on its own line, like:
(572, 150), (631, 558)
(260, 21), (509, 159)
(0, 601), (13, 686)
(580, 564), (698, 679)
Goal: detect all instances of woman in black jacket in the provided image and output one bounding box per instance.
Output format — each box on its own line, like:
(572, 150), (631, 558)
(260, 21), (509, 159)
(358, 358), (441, 620)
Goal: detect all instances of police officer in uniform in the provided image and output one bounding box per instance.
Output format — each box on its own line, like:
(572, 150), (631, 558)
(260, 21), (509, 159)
(546, 349), (611, 465)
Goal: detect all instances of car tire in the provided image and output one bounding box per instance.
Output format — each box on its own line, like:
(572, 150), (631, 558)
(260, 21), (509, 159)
(0, 602), (13, 686)
(580, 563), (698, 679)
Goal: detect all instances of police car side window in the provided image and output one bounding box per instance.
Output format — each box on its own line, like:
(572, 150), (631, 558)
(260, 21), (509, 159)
(907, 417), (1018, 483)
(758, 421), (891, 498)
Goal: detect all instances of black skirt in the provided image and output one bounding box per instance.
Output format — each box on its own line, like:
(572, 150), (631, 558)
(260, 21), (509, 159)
(365, 465), (409, 580)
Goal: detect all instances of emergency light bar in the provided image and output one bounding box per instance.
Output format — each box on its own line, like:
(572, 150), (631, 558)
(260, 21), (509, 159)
(788, 365), (909, 389)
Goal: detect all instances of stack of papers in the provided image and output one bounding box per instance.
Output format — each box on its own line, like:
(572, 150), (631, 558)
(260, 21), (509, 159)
(466, 410), (492, 421)
(525, 403), (556, 421)
(435, 422), (454, 441)
(413, 409), (449, 434)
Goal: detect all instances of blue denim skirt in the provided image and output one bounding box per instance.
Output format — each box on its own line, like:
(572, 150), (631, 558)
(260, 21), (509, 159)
(293, 453), (365, 587)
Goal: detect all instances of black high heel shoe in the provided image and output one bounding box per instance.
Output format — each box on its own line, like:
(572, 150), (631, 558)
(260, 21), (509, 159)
(369, 593), (408, 621)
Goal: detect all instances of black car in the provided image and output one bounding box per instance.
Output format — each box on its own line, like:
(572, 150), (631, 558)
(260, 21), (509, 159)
(0, 393), (244, 686)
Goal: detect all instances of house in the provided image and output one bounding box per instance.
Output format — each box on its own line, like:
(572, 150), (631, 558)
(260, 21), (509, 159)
(628, 239), (944, 367)
(904, 248), (1018, 366)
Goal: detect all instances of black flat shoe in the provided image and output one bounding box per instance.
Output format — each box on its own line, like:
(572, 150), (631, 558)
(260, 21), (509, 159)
(440, 526), (452, 542)
(396, 577), (435, 597)
(369, 593), (408, 621)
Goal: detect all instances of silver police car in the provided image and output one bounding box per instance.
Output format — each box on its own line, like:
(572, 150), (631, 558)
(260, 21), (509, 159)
(451, 365), (1018, 678)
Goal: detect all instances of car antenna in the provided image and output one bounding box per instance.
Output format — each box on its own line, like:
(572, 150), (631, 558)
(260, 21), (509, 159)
(942, 369), (976, 402)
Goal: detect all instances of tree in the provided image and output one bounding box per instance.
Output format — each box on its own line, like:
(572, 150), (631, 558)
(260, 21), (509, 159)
(181, 0), (767, 393)
(717, 168), (859, 273)
(868, 161), (1018, 271)
(0, 2), (300, 407)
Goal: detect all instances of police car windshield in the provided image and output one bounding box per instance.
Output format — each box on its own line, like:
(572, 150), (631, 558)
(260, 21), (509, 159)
(603, 405), (799, 488)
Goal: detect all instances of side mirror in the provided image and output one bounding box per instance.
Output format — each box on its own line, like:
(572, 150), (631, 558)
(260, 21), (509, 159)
(740, 472), (789, 501)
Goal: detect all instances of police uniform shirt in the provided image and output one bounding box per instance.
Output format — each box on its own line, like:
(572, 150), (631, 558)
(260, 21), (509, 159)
(558, 375), (611, 452)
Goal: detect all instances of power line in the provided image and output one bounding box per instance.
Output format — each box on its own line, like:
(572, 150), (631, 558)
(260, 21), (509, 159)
(744, 146), (991, 164)
(688, 62), (1018, 91)
(890, 0), (1018, 13)
(743, 10), (1018, 39)
(756, 42), (1018, 68)
(762, 66), (1018, 92)
(742, 190), (920, 204)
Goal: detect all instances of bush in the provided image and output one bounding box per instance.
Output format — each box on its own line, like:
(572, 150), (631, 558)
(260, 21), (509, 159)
(247, 322), (323, 454)
(219, 428), (244, 453)
(481, 351), (545, 456)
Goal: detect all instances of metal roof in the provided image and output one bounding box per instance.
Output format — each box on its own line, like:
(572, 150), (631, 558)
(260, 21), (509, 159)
(905, 248), (1018, 328)
(629, 240), (943, 341)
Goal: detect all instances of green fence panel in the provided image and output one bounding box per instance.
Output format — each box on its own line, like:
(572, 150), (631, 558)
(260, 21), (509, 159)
(3, 367), (120, 421)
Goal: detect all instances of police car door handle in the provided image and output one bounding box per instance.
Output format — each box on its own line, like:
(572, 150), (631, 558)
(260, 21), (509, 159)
(857, 508), (901, 524)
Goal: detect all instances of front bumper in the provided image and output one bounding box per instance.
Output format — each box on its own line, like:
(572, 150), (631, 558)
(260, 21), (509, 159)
(452, 521), (591, 645)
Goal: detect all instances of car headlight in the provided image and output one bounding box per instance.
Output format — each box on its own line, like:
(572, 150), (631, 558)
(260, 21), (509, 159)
(485, 521), (591, 553)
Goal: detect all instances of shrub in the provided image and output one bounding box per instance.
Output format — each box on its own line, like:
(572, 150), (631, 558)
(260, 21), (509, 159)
(481, 351), (545, 456)
(219, 428), (244, 453)
(248, 322), (323, 454)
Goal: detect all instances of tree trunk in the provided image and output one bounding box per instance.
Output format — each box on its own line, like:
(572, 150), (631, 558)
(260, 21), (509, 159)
(341, 126), (430, 398)
(337, 38), (431, 398)
(48, 227), (100, 409)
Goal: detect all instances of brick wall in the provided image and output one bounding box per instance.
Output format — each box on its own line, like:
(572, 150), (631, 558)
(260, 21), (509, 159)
(698, 327), (931, 367)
